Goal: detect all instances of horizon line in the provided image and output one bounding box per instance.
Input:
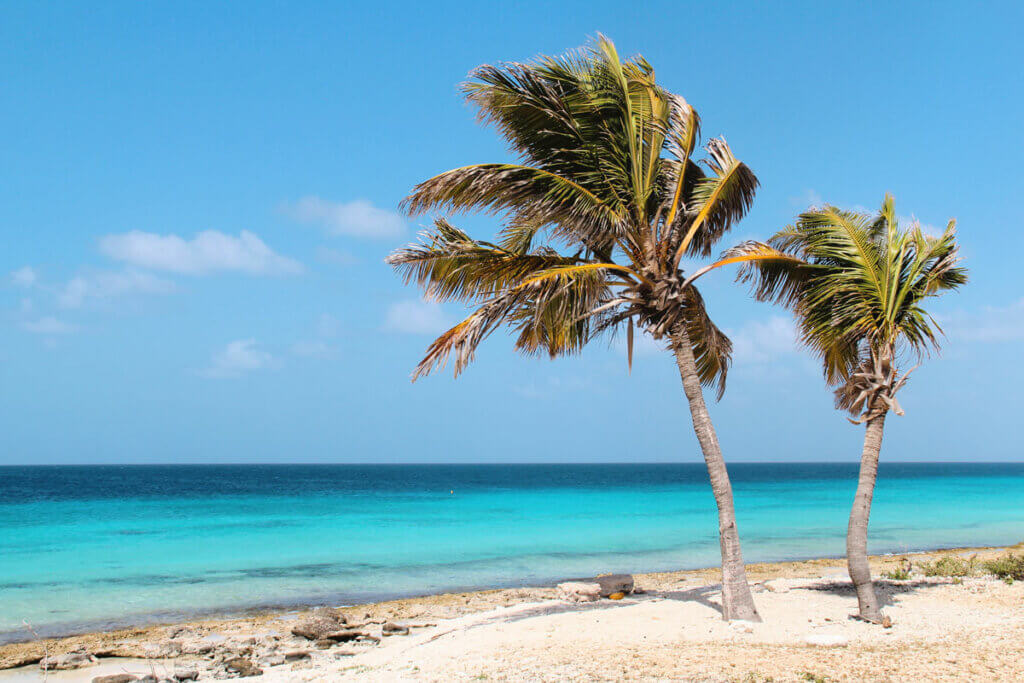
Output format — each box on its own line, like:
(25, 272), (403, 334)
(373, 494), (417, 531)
(1, 460), (1021, 467)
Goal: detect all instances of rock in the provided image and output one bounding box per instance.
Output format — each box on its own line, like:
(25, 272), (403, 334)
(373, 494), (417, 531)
(290, 607), (347, 640)
(179, 642), (215, 656)
(40, 652), (97, 670)
(333, 650), (357, 659)
(283, 650), (311, 662)
(321, 629), (367, 642)
(142, 642), (183, 659)
(173, 665), (200, 681)
(168, 627), (198, 639)
(557, 581), (602, 602)
(263, 655), (286, 667)
(804, 633), (849, 647)
(593, 573), (634, 597)
(382, 621), (410, 636)
(313, 639), (335, 650)
(92, 676), (138, 683)
(224, 657), (263, 677)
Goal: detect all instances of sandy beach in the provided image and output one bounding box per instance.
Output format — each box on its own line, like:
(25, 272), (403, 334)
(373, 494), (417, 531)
(2, 543), (1022, 682)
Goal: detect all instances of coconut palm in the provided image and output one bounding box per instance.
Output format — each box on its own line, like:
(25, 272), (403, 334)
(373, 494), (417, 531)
(730, 195), (967, 623)
(386, 36), (797, 622)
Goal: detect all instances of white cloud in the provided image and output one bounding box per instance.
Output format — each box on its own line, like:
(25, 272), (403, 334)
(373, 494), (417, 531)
(99, 230), (303, 275)
(291, 340), (334, 358)
(938, 298), (1024, 343)
(282, 197), (404, 238)
(316, 246), (358, 266)
(729, 316), (800, 363)
(21, 316), (77, 334)
(59, 270), (176, 309)
(202, 339), (273, 378)
(384, 299), (452, 335)
(10, 266), (37, 288)
(790, 188), (824, 209)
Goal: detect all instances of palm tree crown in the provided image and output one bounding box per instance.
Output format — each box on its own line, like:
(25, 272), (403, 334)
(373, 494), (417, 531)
(387, 36), (778, 394)
(735, 195), (967, 419)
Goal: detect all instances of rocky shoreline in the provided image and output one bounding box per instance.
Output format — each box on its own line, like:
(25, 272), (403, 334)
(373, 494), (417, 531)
(2, 543), (1021, 681)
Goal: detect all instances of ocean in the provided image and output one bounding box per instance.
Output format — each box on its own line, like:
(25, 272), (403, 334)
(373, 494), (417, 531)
(1, 463), (1022, 643)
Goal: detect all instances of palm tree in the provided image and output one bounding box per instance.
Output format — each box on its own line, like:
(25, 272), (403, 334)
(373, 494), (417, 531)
(730, 195), (967, 623)
(385, 36), (791, 622)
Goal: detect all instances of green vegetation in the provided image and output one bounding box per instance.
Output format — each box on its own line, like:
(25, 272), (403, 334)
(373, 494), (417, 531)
(882, 558), (912, 580)
(918, 555), (979, 578)
(800, 673), (830, 682)
(983, 554), (1024, 582)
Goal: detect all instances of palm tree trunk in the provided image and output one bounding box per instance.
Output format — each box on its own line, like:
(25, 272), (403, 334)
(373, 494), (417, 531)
(847, 397), (888, 624)
(670, 324), (760, 622)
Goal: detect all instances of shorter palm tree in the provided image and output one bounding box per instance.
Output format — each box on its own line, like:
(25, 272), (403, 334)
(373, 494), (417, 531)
(726, 195), (967, 623)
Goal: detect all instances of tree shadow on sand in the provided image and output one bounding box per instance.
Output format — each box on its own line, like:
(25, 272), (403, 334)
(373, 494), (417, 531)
(800, 579), (936, 608)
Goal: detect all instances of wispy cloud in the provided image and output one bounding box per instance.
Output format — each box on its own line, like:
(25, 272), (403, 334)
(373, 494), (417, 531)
(58, 269), (176, 309)
(99, 230), (303, 275)
(21, 316), (77, 335)
(10, 266), (37, 288)
(291, 314), (341, 359)
(384, 299), (452, 335)
(729, 316), (800, 363)
(282, 197), (404, 239)
(202, 339), (273, 378)
(938, 298), (1024, 343)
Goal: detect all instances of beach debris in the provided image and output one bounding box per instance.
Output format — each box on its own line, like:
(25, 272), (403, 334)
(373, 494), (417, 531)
(382, 621), (410, 636)
(608, 592), (625, 600)
(92, 675), (138, 683)
(557, 581), (602, 602)
(223, 656), (263, 677)
(283, 650), (311, 661)
(803, 633), (849, 647)
(729, 620), (755, 634)
(763, 579), (790, 593)
(40, 651), (98, 670)
(173, 665), (200, 681)
(262, 654), (286, 667)
(290, 607), (348, 640)
(593, 573), (634, 597)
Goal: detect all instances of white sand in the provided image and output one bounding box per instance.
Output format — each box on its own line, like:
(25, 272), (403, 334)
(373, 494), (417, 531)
(5, 572), (1023, 682)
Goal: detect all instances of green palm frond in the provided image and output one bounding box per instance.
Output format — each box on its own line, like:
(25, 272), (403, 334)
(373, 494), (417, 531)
(389, 35), (768, 392)
(739, 194), (967, 412)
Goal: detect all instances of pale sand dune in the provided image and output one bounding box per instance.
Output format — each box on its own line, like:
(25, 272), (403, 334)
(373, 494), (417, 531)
(2, 546), (1023, 681)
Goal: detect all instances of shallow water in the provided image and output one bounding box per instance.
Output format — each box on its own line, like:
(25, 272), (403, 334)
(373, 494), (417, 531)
(1, 463), (1022, 642)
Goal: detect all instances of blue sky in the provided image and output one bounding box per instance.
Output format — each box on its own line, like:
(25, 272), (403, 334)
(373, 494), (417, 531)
(2, 1), (1022, 464)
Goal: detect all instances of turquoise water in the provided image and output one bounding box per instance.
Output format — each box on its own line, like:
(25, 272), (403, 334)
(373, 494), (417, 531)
(1, 463), (1022, 643)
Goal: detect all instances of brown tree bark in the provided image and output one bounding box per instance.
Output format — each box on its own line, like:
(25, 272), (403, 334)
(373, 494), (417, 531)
(670, 325), (760, 622)
(847, 396), (889, 623)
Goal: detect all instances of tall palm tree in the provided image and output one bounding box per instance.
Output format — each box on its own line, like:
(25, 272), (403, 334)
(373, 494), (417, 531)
(730, 195), (967, 623)
(385, 37), (786, 621)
